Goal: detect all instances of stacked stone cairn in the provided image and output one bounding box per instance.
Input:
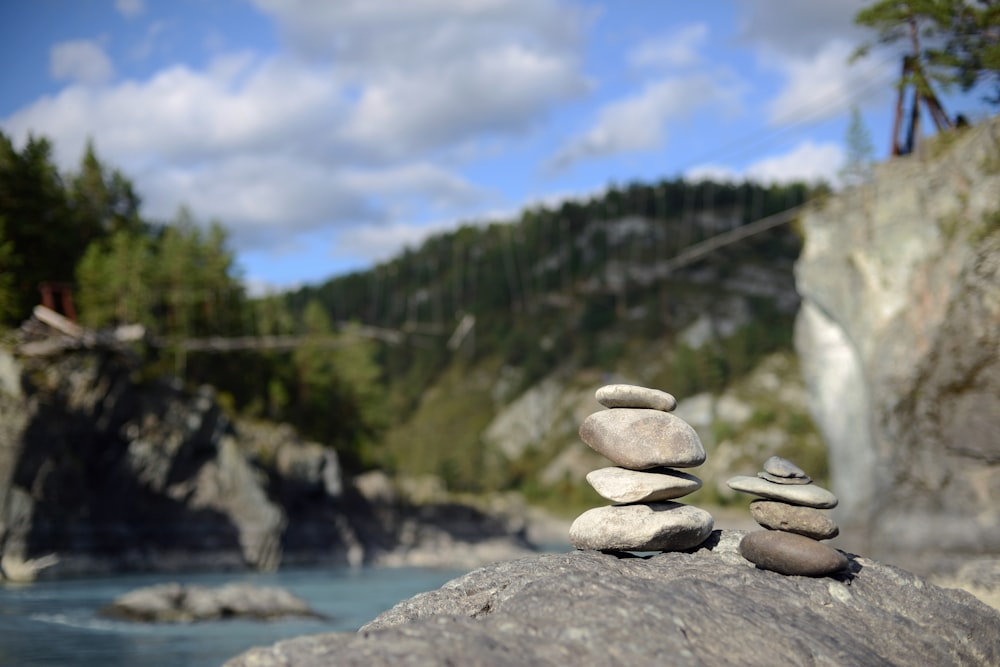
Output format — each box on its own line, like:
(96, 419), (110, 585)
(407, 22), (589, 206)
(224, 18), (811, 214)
(569, 384), (714, 552)
(727, 456), (848, 577)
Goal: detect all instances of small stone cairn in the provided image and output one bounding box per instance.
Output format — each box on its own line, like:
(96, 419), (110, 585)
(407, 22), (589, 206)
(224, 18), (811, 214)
(569, 384), (714, 552)
(726, 456), (848, 576)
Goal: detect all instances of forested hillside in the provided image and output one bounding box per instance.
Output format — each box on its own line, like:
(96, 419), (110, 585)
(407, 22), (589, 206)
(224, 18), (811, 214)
(1, 130), (825, 498)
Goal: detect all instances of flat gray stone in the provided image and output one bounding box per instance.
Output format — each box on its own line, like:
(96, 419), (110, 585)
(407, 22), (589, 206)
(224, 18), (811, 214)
(579, 409), (705, 469)
(749, 500), (839, 540)
(726, 475), (838, 509)
(586, 467), (702, 504)
(762, 456), (808, 478)
(758, 471), (812, 485)
(739, 530), (848, 576)
(595, 384), (677, 412)
(569, 502), (713, 551)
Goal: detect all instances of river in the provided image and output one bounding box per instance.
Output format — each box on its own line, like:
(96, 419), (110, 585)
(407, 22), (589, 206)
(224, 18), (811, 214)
(0, 565), (468, 666)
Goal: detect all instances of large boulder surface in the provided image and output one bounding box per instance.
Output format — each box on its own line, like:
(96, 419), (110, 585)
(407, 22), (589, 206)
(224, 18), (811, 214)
(225, 530), (999, 666)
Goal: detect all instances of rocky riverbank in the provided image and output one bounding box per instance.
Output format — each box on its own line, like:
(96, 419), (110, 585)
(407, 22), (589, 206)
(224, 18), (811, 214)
(225, 529), (1000, 666)
(0, 339), (535, 581)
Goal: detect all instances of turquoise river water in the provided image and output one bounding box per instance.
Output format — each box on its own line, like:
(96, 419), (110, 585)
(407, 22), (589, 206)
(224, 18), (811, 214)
(0, 564), (467, 666)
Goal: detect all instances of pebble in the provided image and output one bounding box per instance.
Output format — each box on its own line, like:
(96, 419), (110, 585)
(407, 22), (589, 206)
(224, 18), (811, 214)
(739, 530), (848, 576)
(595, 384), (677, 412)
(749, 500), (839, 540)
(726, 475), (838, 509)
(757, 471), (812, 485)
(569, 502), (714, 552)
(579, 409), (706, 469)
(762, 456), (807, 478)
(586, 467), (702, 504)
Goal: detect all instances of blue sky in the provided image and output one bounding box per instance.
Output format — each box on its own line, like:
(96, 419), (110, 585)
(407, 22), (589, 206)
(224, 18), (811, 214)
(1, 0), (993, 293)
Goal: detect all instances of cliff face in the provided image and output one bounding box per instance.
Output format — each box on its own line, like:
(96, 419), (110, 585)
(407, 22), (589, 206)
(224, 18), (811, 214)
(794, 118), (1000, 574)
(0, 343), (534, 580)
(0, 346), (287, 577)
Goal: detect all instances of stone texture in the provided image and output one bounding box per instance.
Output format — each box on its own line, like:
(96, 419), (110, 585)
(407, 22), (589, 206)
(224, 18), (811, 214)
(569, 502), (713, 551)
(225, 531), (1000, 667)
(726, 475), (838, 509)
(739, 530), (848, 577)
(794, 117), (1000, 573)
(595, 384), (677, 412)
(758, 471), (812, 485)
(0, 345), (534, 578)
(750, 500), (839, 540)
(579, 409), (705, 469)
(762, 455), (807, 478)
(99, 583), (324, 623)
(585, 467), (701, 504)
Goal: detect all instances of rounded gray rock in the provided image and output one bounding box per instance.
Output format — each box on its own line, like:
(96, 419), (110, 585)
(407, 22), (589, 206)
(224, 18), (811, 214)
(749, 500), (839, 540)
(726, 475), (838, 509)
(569, 502), (714, 552)
(586, 467), (702, 504)
(762, 456), (808, 478)
(579, 409), (705, 469)
(595, 384), (677, 412)
(758, 471), (812, 485)
(739, 530), (848, 576)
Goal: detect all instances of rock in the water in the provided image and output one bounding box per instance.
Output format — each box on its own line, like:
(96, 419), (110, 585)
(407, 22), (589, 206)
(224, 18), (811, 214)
(762, 455), (807, 478)
(99, 583), (325, 623)
(569, 502), (713, 551)
(749, 500), (839, 540)
(586, 467), (701, 504)
(758, 470), (812, 485)
(595, 384), (677, 412)
(739, 530), (848, 577)
(579, 409), (705, 469)
(225, 531), (1000, 667)
(727, 475), (838, 508)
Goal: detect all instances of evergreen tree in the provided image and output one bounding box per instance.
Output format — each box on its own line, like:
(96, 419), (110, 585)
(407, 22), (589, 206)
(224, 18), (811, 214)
(0, 217), (18, 322)
(840, 107), (877, 186)
(0, 132), (74, 321)
(854, 0), (1000, 105)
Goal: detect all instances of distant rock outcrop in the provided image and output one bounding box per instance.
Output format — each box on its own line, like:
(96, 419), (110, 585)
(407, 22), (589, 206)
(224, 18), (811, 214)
(795, 117), (1000, 574)
(0, 340), (534, 578)
(100, 582), (325, 623)
(224, 530), (1000, 666)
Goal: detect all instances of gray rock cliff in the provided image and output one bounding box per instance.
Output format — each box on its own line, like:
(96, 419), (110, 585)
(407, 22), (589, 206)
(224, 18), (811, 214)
(225, 530), (1000, 667)
(0, 342), (534, 578)
(795, 118), (1000, 574)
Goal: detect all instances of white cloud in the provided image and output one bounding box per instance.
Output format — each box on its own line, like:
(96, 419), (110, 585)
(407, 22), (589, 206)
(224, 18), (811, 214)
(687, 140), (843, 185)
(765, 39), (895, 127)
(115, 0), (145, 18)
(746, 140), (843, 184)
(736, 0), (867, 59)
(340, 43), (588, 159)
(549, 74), (741, 170)
(332, 220), (458, 265)
(629, 23), (708, 69)
(49, 40), (114, 85)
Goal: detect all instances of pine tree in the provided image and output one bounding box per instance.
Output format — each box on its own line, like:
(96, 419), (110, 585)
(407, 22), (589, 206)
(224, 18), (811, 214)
(854, 0), (1000, 105)
(840, 107), (877, 187)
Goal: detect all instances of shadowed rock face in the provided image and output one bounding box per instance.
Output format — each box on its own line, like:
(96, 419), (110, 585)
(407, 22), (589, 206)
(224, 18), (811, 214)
(225, 530), (1000, 667)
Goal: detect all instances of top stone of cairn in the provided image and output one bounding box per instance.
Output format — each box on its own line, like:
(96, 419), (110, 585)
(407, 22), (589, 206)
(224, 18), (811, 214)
(595, 384), (677, 412)
(762, 455), (807, 479)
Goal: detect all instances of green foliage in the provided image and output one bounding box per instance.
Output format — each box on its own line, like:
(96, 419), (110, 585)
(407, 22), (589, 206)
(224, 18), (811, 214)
(840, 107), (876, 186)
(0, 217), (18, 322)
(854, 0), (1000, 105)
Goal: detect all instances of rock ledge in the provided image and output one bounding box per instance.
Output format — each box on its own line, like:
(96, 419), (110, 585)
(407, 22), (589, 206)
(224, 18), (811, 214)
(225, 530), (1000, 666)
